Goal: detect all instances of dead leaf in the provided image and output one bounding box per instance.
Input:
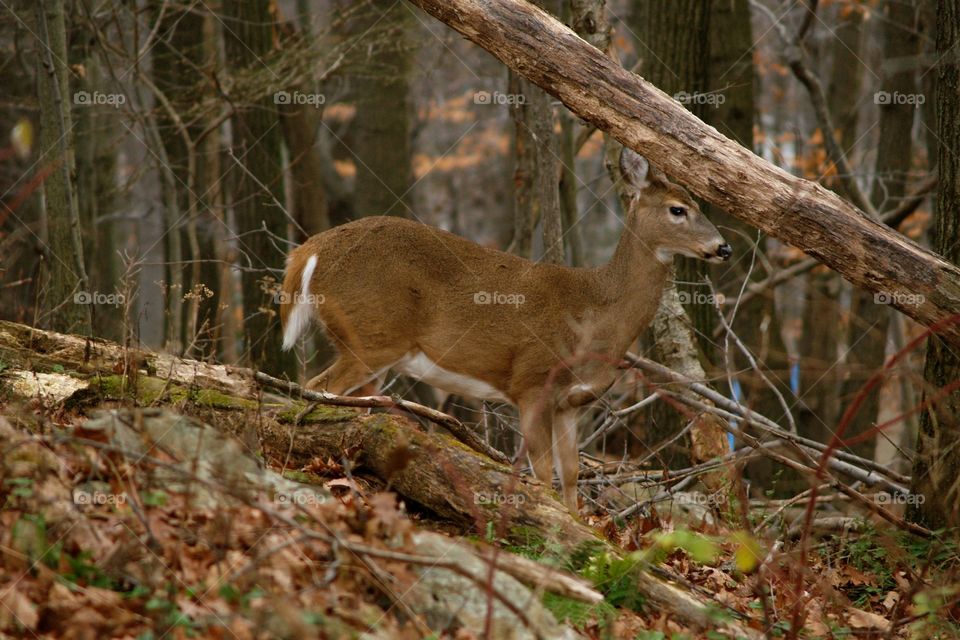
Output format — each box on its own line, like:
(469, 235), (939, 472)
(0, 587), (38, 631)
(846, 606), (891, 631)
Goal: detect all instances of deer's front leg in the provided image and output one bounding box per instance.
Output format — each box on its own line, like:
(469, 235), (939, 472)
(554, 409), (580, 513)
(518, 396), (555, 493)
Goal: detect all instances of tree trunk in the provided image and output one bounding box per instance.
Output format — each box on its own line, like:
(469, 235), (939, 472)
(73, 49), (119, 342)
(152, 1), (216, 358)
(627, 1), (711, 466)
(280, 90), (330, 239)
(404, 0), (960, 349)
(34, 0), (90, 335)
(222, 0), (296, 377)
(629, 0), (713, 360)
(909, 0), (960, 529)
(351, 0), (414, 218)
(509, 0), (564, 263)
(840, 0), (921, 461)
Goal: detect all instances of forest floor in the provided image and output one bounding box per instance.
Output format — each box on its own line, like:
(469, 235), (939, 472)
(1, 322), (959, 639)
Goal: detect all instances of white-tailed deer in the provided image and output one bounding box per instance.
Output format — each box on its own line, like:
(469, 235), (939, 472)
(280, 148), (730, 512)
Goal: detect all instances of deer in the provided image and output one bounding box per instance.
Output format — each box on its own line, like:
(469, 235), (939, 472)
(279, 148), (731, 513)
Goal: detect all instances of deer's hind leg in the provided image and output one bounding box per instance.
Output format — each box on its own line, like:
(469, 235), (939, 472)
(305, 346), (402, 396)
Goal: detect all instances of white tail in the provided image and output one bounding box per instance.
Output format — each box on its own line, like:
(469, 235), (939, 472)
(279, 149), (730, 512)
(281, 254), (317, 350)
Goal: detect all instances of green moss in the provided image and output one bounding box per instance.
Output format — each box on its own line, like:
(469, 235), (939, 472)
(190, 389), (257, 410)
(282, 470), (325, 484)
(92, 375), (257, 410)
(94, 374), (127, 399)
(276, 403), (357, 424)
(138, 378), (172, 404)
(366, 413), (400, 434)
(92, 374), (170, 404)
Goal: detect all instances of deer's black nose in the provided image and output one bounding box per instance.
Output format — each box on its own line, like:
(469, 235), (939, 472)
(717, 243), (733, 261)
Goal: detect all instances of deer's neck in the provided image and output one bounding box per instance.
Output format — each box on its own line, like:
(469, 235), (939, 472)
(595, 220), (670, 344)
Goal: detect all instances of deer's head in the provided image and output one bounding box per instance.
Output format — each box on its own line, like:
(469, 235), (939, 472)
(619, 148), (731, 265)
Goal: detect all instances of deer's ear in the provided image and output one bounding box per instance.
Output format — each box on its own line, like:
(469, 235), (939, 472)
(619, 148), (666, 192)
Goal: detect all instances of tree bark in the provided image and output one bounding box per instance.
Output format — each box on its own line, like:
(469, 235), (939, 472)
(404, 0), (960, 348)
(222, 0), (296, 377)
(630, 0), (713, 360)
(625, 1), (713, 465)
(350, 0), (414, 218)
(34, 0), (91, 335)
(152, 1), (223, 359)
(509, 0), (564, 264)
(73, 47), (119, 342)
(909, 0), (960, 529)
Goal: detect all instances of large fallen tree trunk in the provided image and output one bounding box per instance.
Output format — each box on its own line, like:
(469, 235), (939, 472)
(406, 0), (960, 347)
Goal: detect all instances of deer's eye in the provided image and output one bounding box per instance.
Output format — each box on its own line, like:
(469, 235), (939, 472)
(669, 206), (687, 217)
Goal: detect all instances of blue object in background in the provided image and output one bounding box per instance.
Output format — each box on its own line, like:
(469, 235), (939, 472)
(727, 378), (744, 452)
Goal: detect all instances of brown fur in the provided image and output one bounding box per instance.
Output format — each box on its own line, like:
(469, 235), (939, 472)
(279, 150), (729, 512)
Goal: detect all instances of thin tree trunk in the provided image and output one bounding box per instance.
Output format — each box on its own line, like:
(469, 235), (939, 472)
(508, 0), (563, 264)
(34, 0), (90, 334)
(628, 0), (711, 465)
(152, 0), (204, 356)
(73, 51), (119, 342)
(223, 0), (296, 377)
(909, 0), (960, 529)
(351, 0), (414, 218)
(509, 69), (534, 259)
(280, 91), (330, 238)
